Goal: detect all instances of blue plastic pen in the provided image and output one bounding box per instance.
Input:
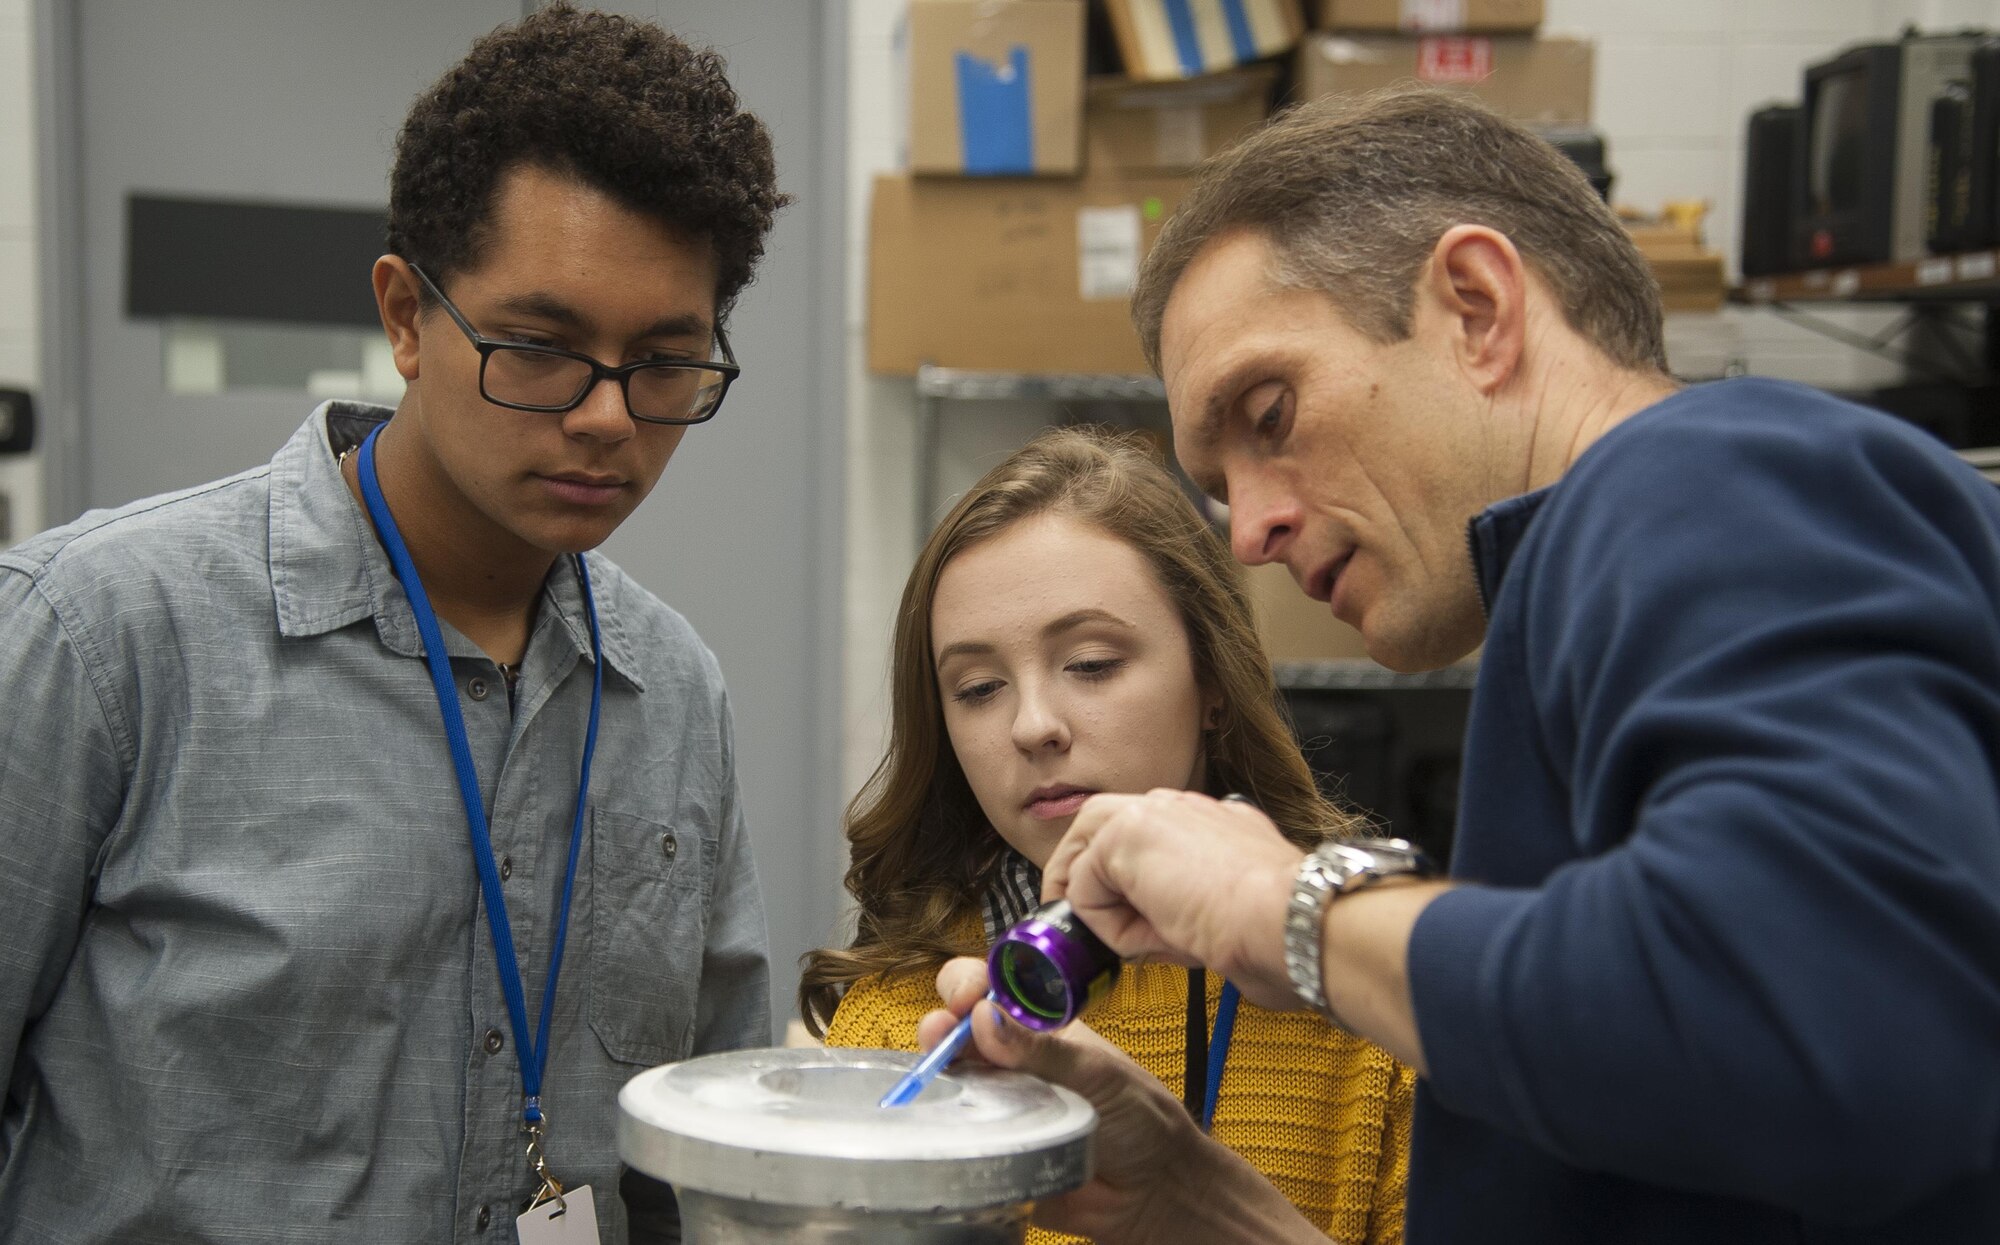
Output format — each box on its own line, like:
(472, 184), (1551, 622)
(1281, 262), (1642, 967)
(878, 991), (996, 1108)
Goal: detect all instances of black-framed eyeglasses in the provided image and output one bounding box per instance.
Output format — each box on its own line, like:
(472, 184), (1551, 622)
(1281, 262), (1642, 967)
(409, 263), (738, 426)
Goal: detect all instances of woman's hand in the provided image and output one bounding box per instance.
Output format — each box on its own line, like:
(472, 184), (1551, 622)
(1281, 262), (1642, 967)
(916, 957), (1324, 1245)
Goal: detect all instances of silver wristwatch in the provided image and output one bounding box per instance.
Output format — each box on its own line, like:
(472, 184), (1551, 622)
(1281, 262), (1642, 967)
(1284, 837), (1437, 1025)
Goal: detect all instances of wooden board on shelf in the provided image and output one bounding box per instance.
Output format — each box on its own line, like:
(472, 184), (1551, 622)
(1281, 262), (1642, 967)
(1735, 247), (2000, 304)
(1625, 216), (1726, 314)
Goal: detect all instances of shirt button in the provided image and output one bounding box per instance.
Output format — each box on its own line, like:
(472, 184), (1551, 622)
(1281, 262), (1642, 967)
(661, 832), (677, 862)
(467, 678), (490, 701)
(476, 1205), (491, 1232)
(483, 1028), (504, 1055)
(499, 854), (513, 881)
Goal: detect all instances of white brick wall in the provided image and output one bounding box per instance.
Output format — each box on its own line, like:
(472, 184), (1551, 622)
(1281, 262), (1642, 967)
(0, 0), (41, 544)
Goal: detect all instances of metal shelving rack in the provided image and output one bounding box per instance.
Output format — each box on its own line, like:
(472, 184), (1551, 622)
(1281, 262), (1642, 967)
(1734, 254), (2000, 485)
(1274, 661), (1480, 692)
(913, 365), (1166, 537)
(1734, 248), (2000, 305)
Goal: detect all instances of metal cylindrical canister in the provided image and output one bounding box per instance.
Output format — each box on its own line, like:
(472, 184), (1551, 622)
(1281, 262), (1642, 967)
(618, 1047), (1096, 1244)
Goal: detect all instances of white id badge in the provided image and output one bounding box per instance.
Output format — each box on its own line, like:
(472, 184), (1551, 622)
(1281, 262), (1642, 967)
(516, 1184), (599, 1245)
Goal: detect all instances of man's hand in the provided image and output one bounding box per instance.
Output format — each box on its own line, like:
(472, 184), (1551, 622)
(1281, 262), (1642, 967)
(1038, 788), (1449, 1068)
(916, 958), (1322, 1245)
(1039, 789), (1306, 1010)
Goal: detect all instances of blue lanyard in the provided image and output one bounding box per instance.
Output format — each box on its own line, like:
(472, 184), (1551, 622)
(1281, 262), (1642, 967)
(355, 425), (602, 1130)
(1201, 981), (1240, 1133)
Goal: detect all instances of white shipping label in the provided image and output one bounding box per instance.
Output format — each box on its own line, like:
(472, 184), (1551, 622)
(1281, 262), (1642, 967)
(1078, 205), (1144, 301)
(1153, 105), (1207, 168)
(516, 1185), (600, 1245)
(1400, 0), (1467, 29)
(1417, 36), (1493, 83)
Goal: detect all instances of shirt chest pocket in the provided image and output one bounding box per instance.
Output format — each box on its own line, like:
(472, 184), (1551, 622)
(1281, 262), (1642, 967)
(587, 807), (714, 1067)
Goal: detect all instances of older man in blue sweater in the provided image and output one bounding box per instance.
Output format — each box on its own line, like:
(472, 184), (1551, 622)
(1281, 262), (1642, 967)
(917, 88), (2000, 1244)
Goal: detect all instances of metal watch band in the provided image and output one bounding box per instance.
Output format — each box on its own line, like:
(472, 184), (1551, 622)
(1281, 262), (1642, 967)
(1282, 837), (1437, 1025)
(1284, 852), (1340, 1013)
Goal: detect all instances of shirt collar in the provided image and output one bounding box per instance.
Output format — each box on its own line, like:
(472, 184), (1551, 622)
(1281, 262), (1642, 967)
(980, 847), (1044, 945)
(1463, 382), (1693, 611)
(266, 401), (647, 690)
(1466, 485), (1553, 616)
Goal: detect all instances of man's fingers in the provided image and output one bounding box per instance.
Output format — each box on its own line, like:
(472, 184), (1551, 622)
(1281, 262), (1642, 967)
(1041, 845), (1071, 902)
(1042, 791), (1140, 901)
(1219, 792), (1268, 822)
(1046, 789), (1169, 906)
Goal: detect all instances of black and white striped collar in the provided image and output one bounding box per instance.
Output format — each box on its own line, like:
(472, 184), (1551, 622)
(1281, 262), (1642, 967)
(981, 848), (1043, 944)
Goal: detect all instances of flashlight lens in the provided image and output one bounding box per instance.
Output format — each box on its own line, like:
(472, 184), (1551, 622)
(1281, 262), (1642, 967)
(997, 942), (1069, 1021)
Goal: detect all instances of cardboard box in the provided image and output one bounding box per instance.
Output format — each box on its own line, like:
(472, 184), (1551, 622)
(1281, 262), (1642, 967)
(908, 0), (1086, 176)
(1243, 562), (1374, 662)
(1631, 239), (1727, 313)
(1296, 33), (1593, 127)
(1084, 65), (1276, 172)
(1626, 216), (1727, 313)
(1314, 0), (1541, 33)
(1103, 0), (1306, 81)
(868, 173), (1192, 375)
(1645, 252), (1727, 313)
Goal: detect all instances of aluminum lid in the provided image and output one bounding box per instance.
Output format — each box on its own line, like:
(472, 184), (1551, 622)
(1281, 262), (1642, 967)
(617, 1048), (1096, 1213)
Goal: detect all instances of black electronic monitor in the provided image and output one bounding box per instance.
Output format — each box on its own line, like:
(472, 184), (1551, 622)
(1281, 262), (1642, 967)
(1741, 104), (1803, 276)
(1797, 43), (1901, 266)
(1968, 40), (2000, 250)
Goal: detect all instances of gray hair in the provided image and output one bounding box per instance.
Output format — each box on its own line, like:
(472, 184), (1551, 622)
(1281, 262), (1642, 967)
(1132, 87), (1668, 376)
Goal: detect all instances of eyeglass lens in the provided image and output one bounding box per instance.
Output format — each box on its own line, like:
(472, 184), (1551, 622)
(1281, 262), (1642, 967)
(482, 349), (729, 422)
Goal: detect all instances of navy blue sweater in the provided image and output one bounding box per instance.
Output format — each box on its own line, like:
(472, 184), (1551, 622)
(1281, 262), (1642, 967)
(1405, 378), (2000, 1242)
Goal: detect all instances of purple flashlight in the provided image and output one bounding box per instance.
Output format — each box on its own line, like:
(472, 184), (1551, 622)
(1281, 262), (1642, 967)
(987, 899), (1121, 1030)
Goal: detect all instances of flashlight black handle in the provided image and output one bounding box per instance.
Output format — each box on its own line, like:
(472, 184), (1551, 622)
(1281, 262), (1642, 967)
(1037, 898), (1115, 967)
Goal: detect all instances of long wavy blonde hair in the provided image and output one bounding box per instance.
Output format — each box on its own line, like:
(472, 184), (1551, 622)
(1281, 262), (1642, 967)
(799, 425), (1364, 1035)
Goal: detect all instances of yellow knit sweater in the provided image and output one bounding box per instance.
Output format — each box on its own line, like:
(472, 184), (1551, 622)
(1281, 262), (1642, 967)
(825, 953), (1414, 1245)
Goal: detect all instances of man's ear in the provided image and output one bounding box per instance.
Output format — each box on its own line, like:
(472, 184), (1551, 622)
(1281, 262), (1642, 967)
(1415, 224), (1527, 397)
(371, 255), (426, 383)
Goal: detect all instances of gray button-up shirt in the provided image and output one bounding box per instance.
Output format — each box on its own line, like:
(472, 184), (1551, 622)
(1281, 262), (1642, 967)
(0, 404), (770, 1243)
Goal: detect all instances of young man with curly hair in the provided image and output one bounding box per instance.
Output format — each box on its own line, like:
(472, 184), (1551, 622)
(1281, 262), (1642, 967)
(0, 7), (783, 1241)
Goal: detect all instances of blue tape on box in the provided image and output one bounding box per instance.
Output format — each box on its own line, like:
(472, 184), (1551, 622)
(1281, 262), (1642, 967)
(955, 45), (1035, 175)
(1221, 0), (1256, 63)
(1162, 0), (1204, 76)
